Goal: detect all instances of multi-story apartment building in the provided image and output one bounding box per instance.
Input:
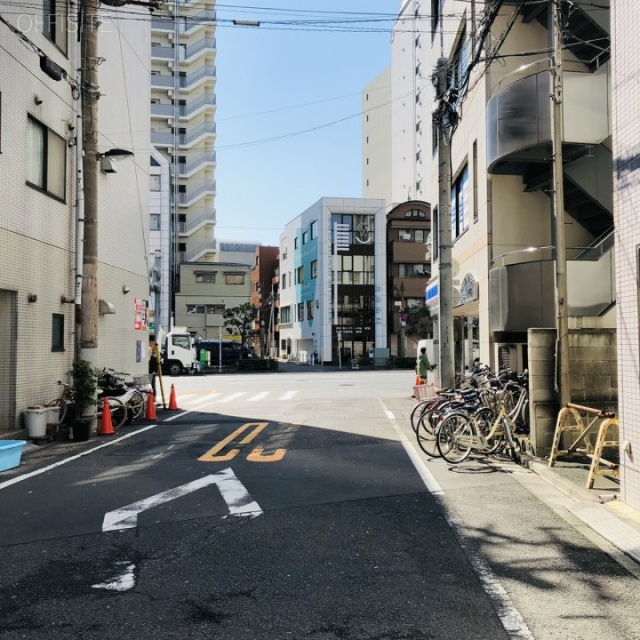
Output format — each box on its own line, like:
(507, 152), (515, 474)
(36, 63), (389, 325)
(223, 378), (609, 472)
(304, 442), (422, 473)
(279, 198), (387, 365)
(419, 1), (613, 441)
(387, 202), (431, 358)
(390, 0), (431, 205)
(0, 3), (151, 433)
(149, 149), (171, 335)
(174, 262), (252, 339)
(150, 0), (218, 314)
(250, 247), (279, 357)
(362, 68), (393, 205)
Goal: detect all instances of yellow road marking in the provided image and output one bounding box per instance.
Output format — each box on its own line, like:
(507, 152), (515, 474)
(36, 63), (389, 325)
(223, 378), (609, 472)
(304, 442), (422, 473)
(198, 422), (273, 462)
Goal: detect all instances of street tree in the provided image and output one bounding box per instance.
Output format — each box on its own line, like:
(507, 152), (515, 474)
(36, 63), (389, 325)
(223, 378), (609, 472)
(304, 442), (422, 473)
(405, 303), (433, 350)
(223, 303), (258, 352)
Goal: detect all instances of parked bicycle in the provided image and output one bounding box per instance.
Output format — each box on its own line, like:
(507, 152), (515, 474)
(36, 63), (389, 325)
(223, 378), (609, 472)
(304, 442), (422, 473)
(45, 380), (128, 430)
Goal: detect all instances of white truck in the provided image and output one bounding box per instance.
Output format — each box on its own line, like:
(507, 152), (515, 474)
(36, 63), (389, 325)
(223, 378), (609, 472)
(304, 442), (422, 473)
(161, 328), (199, 376)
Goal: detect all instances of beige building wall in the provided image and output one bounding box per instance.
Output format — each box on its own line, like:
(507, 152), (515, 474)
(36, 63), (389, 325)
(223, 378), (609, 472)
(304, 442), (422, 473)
(0, 3), (151, 432)
(362, 68), (392, 204)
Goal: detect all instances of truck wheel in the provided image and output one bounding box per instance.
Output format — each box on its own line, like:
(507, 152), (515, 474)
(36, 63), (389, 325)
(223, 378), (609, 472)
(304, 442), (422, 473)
(167, 361), (182, 376)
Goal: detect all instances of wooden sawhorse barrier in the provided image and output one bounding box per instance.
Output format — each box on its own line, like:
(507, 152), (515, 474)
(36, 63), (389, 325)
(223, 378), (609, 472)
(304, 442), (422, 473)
(548, 403), (619, 489)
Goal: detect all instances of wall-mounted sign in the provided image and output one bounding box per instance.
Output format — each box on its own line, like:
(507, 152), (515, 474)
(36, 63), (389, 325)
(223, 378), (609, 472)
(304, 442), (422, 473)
(134, 299), (148, 330)
(459, 273), (479, 305)
(426, 282), (439, 306)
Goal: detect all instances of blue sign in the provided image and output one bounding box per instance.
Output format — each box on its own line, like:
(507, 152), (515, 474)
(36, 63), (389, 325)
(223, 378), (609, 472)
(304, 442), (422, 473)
(426, 283), (439, 303)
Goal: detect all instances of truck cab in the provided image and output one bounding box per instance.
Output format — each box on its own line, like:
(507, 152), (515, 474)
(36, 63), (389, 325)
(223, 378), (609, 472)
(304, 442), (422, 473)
(162, 329), (198, 376)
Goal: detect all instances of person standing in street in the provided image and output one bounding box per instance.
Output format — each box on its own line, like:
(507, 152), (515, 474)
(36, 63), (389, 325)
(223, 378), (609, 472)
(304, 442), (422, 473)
(416, 346), (431, 383)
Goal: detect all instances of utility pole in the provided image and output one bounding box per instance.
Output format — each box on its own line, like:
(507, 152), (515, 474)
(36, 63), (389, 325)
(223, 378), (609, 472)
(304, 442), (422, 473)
(550, 0), (571, 406)
(434, 57), (454, 389)
(80, 0), (100, 357)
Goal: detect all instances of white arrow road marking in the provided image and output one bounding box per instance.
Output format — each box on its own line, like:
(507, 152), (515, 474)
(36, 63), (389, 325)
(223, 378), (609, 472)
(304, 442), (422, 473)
(93, 469), (261, 592)
(102, 468), (262, 532)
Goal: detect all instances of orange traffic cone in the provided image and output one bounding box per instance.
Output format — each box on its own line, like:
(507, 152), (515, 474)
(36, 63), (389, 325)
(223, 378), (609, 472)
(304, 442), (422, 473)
(168, 384), (179, 411)
(145, 392), (157, 421)
(98, 397), (116, 436)
(411, 375), (421, 398)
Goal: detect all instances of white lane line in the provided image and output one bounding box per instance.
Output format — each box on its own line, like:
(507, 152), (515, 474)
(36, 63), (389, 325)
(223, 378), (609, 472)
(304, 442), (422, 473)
(380, 402), (443, 496)
(280, 391), (298, 400)
(379, 399), (534, 640)
(247, 392), (269, 402)
(0, 425), (158, 491)
(152, 444), (175, 460)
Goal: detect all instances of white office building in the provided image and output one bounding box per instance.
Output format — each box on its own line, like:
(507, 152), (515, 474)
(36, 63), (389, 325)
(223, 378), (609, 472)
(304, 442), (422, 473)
(279, 198), (387, 365)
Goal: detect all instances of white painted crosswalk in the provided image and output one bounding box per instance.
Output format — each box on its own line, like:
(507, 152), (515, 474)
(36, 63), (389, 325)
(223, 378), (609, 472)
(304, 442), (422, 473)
(178, 390), (299, 406)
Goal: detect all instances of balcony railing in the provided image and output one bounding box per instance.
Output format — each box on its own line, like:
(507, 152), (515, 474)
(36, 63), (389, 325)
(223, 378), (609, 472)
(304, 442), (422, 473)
(487, 58), (610, 172)
(178, 210), (216, 235)
(151, 121), (216, 147)
(178, 180), (216, 205)
(151, 36), (216, 62)
(150, 65), (216, 90)
(150, 92), (216, 119)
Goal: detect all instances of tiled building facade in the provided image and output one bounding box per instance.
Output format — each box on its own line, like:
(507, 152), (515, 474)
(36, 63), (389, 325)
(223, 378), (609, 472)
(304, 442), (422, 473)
(612, 1), (640, 508)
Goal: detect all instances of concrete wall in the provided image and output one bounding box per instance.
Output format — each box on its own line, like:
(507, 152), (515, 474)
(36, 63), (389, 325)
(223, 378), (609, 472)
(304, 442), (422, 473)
(528, 328), (617, 456)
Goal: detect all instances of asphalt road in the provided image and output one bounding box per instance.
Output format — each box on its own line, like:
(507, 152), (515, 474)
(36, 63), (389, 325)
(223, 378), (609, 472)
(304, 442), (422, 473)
(1, 367), (639, 639)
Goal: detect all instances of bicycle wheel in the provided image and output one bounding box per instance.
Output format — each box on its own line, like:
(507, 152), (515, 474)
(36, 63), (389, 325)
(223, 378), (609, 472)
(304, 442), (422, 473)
(436, 412), (473, 464)
(416, 407), (447, 457)
(97, 397), (128, 430)
(474, 407), (502, 455)
(44, 398), (68, 425)
(410, 399), (436, 433)
(127, 390), (145, 421)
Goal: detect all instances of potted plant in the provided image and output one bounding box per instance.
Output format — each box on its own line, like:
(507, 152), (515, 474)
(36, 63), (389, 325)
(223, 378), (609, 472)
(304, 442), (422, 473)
(69, 359), (98, 441)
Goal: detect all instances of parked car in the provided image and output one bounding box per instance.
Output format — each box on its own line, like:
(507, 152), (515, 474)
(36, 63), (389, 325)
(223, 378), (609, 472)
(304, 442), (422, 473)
(196, 340), (251, 368)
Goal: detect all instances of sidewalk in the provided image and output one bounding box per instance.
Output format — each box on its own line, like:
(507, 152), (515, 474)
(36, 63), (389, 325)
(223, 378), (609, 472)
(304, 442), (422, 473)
(526, 454), (640, 565)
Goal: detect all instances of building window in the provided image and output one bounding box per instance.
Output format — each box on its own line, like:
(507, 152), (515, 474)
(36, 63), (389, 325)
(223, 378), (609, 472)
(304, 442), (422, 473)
(310, 260), (318, 279)
(297, 302), (305, 322)
(338, 254), (375, 285)
(306, 300), (315, 320)
(310, 220), (317, 239)
(150, 214), (161, 231)
(195, 271), (216, 283)
(431, 0), (442, 36)
(225, 273), (245, 285)
(26, 117), (66, 200)
(473, 140), (479, 223)
(150, 175), (161, 191)
(280, 306), (291, 324)
(405, 209), (427, 219)
(302, 230), (309, 245)
(451, 25), (470, 92)
(399, 229), (426, 243)
(52, 313), (64, 351)
(399, 263), (429, 277)
(296, 265), (304, 284)
(186, 305), (205, 314)
(451, 164), (469, 240)
(294, 237), (299, 249)
(282, 273), (286, 289)
(44, 0), (67, 54)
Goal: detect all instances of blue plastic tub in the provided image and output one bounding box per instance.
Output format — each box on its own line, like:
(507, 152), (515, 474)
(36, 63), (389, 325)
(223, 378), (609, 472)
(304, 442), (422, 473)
(0, 440), (27, 473)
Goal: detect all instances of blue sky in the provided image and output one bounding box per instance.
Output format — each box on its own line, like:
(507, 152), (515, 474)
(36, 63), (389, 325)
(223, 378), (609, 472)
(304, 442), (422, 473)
(214, 1), (400, 247)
